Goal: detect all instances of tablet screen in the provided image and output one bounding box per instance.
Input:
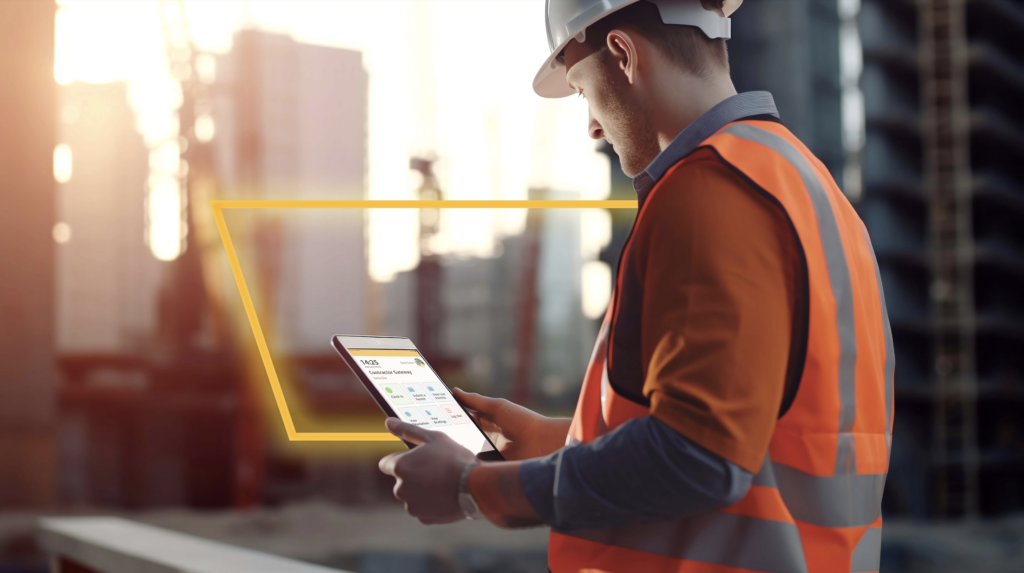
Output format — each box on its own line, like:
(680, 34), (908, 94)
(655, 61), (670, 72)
(348, 348), (496, 454)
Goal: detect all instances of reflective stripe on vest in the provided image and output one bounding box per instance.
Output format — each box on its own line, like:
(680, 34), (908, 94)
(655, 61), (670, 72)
(550, 121), (893, 573)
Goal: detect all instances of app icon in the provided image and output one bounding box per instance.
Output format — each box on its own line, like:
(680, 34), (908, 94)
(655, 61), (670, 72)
(425, 410), (432, 416)
(385, 386), (393, 394)
(414, 358), (426, 367)
(427, 385), (435, 392)
(407, 386), (415, 392)
(404, 411), (412, 417)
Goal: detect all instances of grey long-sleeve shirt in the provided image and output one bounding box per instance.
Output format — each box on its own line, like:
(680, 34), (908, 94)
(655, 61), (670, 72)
(519, 415), (753, 530)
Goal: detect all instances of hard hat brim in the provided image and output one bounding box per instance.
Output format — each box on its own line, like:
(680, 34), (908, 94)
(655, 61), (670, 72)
(533, 48), (577, 99)
(532, 0), (733, 98)
(532, 0), (643, 99)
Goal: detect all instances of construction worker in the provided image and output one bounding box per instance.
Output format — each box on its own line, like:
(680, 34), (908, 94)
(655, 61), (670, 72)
(379, 1), (894, 572)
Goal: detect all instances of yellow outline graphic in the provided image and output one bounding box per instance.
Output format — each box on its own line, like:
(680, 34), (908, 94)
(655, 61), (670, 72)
(212, 199), (638, 441)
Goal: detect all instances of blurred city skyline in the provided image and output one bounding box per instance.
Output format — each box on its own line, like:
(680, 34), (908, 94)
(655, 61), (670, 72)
(52, 0), (613, 283)
(5, 1), (1024, 570)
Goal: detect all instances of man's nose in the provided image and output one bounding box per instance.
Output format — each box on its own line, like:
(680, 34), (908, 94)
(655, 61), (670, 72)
(588, 111), (604, 140)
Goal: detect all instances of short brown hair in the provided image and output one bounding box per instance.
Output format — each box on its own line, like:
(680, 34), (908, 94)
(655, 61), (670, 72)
(564, 1), (729, 78)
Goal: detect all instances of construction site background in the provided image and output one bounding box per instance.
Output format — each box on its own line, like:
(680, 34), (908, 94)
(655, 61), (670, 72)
(2, 1), (1023, 572)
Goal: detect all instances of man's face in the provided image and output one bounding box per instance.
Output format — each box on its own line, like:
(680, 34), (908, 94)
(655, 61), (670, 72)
(563, 38), (662, 178)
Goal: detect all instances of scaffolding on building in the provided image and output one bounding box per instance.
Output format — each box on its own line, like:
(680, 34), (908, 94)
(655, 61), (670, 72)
(860, 0), (1024, 518)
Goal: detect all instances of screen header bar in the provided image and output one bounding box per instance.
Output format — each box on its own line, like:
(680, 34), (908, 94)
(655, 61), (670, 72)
(348, 349), (421, 357)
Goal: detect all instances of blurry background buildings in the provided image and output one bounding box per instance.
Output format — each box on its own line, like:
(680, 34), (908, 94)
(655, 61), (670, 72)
(213, 30), (370, 353)
(855, 0), (1024, 523)
(2, 1), (1024, 572)
(55, 82), (159, 355)
(0, 0), (58, 511)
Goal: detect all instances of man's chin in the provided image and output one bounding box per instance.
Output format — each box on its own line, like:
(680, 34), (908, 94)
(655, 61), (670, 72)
(614, 146), (657, 178)
(618, 158), (645, 178)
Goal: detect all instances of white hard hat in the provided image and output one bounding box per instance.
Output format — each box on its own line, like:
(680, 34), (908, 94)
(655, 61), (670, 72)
(535, 0), (734, 98)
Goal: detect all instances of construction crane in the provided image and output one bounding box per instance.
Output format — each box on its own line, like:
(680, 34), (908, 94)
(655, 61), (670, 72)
(53, 0), (258, 510)
(410, 157), (448, 366)
(157, 0), (264, 508)
(511, 190), (546, 406)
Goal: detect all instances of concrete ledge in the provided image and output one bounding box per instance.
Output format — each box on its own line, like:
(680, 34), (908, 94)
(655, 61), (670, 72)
(38, 517), (352, 573)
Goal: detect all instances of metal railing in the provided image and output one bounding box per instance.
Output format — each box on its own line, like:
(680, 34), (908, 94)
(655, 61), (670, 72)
(38, 517), (352, 573)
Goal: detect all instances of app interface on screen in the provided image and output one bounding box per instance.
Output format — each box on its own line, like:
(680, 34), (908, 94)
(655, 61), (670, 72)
(349, 348), (494, 454)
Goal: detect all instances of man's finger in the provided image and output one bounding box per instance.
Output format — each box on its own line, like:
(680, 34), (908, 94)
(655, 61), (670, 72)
(465, 409), (500, 435)
(384, 417), (435, 445)
(453, 388), (499, 415)
(379, 450), (405, 476)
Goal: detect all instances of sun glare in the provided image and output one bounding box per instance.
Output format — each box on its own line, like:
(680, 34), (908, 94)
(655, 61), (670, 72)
(581, 261), (613, 320)
(53, 144), (73, 184)
(52, 222), (72, 244)
(147, 175), (183, 261)
(54, 0), (609, 277)
(194, 114), (215, 143)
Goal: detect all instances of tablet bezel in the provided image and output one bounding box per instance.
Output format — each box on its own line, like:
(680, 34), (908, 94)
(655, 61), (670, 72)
(331, 334), (504, 461)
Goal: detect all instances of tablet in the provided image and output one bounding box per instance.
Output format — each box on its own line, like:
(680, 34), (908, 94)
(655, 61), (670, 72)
(332, 335), (504, 461)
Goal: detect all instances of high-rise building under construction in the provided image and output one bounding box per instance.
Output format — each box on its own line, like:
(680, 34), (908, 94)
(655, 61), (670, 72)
(858, 0), (1024, 519)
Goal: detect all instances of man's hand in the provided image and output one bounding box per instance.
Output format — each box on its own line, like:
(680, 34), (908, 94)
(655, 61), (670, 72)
(379, 417), (477, 525)
(453, 388), (571, 461)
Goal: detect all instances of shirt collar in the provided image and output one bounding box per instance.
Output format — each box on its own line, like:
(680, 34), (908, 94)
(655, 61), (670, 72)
(632, 91), (779, 201)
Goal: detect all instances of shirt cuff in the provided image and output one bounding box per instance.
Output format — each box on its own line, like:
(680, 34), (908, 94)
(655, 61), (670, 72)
(518, 450), (561, 526)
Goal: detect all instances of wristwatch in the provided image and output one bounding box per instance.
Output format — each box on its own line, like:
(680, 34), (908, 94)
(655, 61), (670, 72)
(457, 459), (483, 520)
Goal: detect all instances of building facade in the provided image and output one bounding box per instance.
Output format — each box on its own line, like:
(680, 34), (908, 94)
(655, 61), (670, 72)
(214, 30), (370, 354)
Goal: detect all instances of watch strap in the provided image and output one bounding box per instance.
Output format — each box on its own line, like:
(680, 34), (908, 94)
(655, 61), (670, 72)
(458, 460), (482, 520)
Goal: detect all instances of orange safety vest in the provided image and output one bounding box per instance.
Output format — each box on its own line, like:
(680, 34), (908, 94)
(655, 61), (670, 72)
(549, 120), (894, 573)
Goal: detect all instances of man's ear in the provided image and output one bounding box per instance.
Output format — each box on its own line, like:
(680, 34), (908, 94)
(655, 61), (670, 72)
(606, 29), (639, 85)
